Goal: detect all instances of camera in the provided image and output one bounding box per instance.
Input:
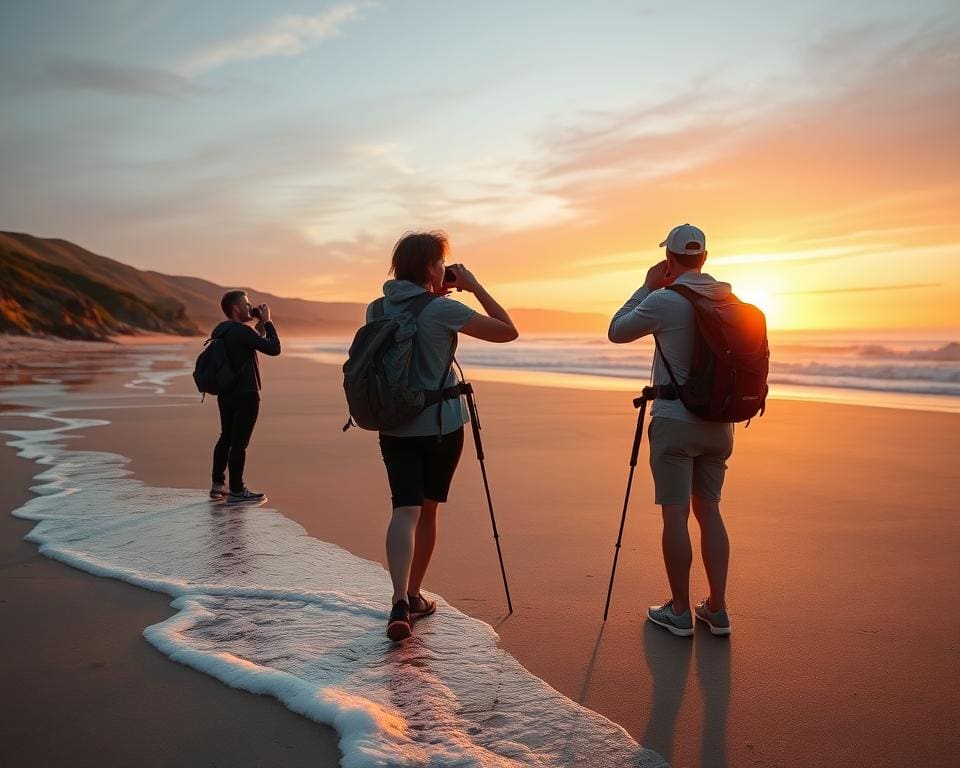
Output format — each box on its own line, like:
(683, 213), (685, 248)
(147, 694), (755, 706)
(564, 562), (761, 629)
(443, 267), (456, 285)
(250, 306), (262, 319)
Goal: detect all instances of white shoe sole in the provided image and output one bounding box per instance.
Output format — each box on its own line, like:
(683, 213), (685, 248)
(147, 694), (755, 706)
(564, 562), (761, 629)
(226, 495), (267, 506)
(647, 611), (694, 637)
(695, 613), (732, 636)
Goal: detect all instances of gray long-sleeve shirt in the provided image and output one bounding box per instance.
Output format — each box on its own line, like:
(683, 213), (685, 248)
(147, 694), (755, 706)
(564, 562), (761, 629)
(608, 271), (731, 422)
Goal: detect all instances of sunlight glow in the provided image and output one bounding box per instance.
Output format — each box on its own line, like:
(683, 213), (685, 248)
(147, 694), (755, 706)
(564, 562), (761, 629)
(732, 282), (781, 329)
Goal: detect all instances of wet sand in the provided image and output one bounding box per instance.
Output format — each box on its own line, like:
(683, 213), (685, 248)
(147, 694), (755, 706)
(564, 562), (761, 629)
(3, 342), (959, 767)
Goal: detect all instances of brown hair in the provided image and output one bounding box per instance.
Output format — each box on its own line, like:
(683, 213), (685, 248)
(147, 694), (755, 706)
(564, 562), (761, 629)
(220, 290), (246, 318)
(666, 248), (706, 269)
(390, 231), (448, 285)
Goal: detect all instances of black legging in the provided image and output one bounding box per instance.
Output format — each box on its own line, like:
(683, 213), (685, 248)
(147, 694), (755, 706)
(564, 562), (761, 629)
(211, 391), (260, 492)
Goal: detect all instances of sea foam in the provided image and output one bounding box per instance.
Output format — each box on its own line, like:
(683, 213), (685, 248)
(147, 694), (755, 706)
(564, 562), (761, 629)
(1, 357), (665, 768)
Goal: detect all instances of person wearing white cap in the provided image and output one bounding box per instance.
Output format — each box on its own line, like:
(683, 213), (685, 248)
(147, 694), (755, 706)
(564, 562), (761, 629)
(608, 224), (735, 638)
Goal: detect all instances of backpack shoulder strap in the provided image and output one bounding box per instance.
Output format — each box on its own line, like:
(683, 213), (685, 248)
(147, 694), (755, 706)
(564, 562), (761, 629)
(405, 292), (440, 318)
(667, 283), (742, 305)
(652, 336), (681, 396)
(665, 283), (702, 304)
(655, 284), (700, 397)
(371, 298), (386, 319)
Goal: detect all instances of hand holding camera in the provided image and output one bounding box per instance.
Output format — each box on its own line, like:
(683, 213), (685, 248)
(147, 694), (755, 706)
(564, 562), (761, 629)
(250, 303), (271, 323)
(442, 264), (480, 294)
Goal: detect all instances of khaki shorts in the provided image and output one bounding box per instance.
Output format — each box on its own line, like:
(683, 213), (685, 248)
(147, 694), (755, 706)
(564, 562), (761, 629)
(648, 417), (734, 505)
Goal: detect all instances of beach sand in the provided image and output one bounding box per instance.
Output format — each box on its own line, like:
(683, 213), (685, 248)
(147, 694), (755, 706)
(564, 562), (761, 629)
(3, 345), (959, 767)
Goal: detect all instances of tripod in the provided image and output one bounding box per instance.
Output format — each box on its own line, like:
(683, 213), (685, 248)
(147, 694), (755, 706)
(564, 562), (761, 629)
(602, 386), (656, 621)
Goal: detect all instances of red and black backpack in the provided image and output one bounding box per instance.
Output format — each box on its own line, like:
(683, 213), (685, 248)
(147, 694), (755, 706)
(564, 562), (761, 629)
(653, 284), (769, 423)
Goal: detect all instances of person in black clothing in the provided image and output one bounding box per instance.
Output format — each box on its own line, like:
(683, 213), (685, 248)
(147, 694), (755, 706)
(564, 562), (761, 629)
(209, 290), (281, 505)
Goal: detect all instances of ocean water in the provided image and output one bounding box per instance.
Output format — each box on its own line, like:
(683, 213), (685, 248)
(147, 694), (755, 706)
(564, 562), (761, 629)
(0, 353), (665, 768)
(291, 330), (960, 413)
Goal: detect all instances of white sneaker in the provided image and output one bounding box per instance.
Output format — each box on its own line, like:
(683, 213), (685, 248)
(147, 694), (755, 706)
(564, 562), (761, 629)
(646, 599), (694, 637)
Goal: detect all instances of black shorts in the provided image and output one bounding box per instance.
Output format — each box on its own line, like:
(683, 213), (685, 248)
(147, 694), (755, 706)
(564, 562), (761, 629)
(378, 427), (465, 508)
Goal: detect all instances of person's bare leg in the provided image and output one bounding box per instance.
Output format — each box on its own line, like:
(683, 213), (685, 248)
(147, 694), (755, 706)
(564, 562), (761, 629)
(661, 503), (692, 613)
(691, 496), (729, 610)
(407, 498), (439, 599)
(386, 505), (420, 604)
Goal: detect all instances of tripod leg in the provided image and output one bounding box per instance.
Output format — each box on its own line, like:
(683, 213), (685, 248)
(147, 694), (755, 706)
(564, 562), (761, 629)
(603, 399), (647, 621)
(464, 387), (513, 613)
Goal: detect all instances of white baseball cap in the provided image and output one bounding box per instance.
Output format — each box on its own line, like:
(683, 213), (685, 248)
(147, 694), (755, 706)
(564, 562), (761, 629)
(659, 223), (706, 256)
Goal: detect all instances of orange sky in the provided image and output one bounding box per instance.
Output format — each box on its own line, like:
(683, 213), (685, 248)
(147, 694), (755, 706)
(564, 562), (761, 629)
(268, 20), (960, 331)
(444, 34), (960, 331)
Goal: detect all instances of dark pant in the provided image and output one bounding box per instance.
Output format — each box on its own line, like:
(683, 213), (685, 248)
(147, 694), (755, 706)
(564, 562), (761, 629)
(378, 427), (465, 508)
(212, 391), (260, 493)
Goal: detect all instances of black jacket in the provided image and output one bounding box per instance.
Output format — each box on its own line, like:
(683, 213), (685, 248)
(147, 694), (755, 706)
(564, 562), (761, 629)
(210, 320), (281, 394)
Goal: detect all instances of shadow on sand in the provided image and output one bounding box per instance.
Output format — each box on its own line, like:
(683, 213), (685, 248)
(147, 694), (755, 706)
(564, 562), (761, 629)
(642, 621), (731, 767)
(579, 618), (731, 767)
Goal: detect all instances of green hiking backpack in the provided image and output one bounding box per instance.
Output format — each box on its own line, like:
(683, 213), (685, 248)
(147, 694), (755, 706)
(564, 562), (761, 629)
(342, 293), (460, 431)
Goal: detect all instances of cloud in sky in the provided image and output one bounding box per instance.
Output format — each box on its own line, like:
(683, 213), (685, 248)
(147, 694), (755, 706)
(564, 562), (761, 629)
(3, 57), (205, 99)
(777, 283), (941, 296)
(175, 5), (367, 77)
(464, 23), (959, 273)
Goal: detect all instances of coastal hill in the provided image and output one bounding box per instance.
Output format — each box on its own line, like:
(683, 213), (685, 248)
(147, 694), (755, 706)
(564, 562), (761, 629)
(0, 231), (608, 340)
(0, 241), (199, 340)
(0, 232), (365, 338)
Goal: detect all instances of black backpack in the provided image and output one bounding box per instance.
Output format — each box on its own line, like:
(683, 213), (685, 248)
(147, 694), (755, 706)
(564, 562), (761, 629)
(653, 284), (769, 423)
(343, 293), (462, 431)
(193, 326), (239, 397)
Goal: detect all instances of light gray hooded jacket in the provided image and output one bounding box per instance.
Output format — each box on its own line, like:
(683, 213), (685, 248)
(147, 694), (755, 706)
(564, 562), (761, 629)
(366, 279), (475, 437)
(608, 271), (732, 423)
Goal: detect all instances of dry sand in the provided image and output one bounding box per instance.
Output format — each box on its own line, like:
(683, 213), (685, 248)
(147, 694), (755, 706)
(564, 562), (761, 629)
(3, 343), (960, 767)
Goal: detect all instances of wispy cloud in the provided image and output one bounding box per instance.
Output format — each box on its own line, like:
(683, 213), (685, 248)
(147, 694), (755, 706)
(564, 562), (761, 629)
(12, 57), (205, 99)
(778, 283), (941, 296)
(709, 245), (890, 267)
(176, 5), (366, 76)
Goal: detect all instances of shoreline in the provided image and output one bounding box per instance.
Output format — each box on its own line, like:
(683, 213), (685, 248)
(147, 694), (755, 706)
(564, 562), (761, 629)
(2, 343), (959, 767)
(0, 438), (343, 768)
(4, 331), (959, 415)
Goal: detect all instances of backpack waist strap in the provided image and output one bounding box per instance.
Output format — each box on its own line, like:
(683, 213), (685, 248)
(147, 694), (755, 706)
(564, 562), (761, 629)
(423, 383), (467, 406)
(645, 384), (679, 400)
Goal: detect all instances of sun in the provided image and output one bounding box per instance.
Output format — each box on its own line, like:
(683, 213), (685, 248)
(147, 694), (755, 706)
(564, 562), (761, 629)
(734, 283), (781, 328)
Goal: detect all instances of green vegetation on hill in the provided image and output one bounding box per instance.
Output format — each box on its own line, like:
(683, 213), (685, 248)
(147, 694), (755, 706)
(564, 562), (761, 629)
(0, 231), (367, 333)
(0, 247), (199, 340)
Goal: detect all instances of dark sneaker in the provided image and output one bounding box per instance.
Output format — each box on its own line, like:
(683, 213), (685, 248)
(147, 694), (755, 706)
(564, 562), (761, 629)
(695, 598), (731, 636)
(387, 600), (411, 642)
(646, 599), (694, 637)
(209, 482), (227, 501)
(407, 592), (437, 621)
(226, 487), (266, 506)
